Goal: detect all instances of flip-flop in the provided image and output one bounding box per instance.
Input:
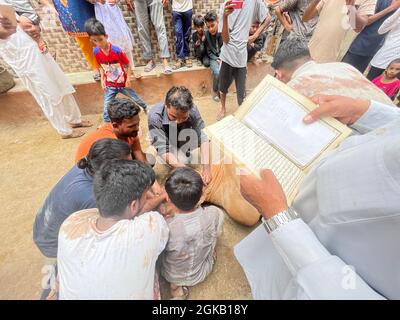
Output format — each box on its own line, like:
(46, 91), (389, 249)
(144, 61), (156, 72)
(170, 286), (189, 300)
(163, 65), (173, 75)
(172, 59), (184, 70)
(60, 129), (85, 139)
(185, 59), (193, 68)
(213, 95), (220, 103)
(70, 120), (93, 128)
(93, 73), (101, 82)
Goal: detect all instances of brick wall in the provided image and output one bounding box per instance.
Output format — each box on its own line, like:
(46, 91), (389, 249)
(34, 0), (226, 73)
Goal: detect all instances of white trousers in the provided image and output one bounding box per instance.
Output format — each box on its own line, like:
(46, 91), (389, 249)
(38, 94), (82, 136)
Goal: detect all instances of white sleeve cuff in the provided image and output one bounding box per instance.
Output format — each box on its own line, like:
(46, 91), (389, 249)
(269, 218), (331, 275)
(351, 100), (400, 134)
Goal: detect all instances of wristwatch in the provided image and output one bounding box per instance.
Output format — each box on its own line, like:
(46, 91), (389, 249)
(262, 207), (299, 234)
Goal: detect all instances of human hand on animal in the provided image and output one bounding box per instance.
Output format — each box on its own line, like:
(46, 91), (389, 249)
(240, 169), (288, 219)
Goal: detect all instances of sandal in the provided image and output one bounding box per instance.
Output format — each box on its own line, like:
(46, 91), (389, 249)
(185, 58), (193, 68)
(70, 120), (93, 128)
(172, 59), (184, 70)
(212, 92), (220, 103)
(93, 72), (101, 82)
(60, 129), (85, 139)
(132, 72), (142, 79)
(170, 286), (189, 300)
(213, 95), (221, 103)
(163, 65), (173, 75)
(144, 61), (156, 72)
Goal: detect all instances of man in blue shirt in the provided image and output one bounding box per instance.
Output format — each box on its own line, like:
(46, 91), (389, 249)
(148, 86), (212, 185)
(33, 138), (132, 259)
(342, 0), (400, 73)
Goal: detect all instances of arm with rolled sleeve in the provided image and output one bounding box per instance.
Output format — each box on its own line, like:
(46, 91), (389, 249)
(378, 8), (400, 34)
(351, 100), (400, 134)
(269, 217), (385, 299)
(148, 111), (169, 156)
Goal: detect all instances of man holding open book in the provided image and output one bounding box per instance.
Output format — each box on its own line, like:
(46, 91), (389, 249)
(235, 94), (400, 300)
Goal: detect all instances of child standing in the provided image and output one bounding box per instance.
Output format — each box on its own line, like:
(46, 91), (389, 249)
(247, 21), (266, 62)
(217, 0), (269, 120)
(160, 167), (224, 300)
(172, 0), (193, 70)
(91, 0), (141, 78)
(372, 58), (400, 101)
(85, 18), (147, 122)
(204, 11), (223, 102)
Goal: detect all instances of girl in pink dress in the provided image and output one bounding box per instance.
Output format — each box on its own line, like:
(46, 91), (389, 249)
(372, 58), (400, 101)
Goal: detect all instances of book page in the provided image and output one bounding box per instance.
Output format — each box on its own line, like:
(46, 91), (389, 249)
(206, 116), (304, 203)
(244, 88), (339, 168)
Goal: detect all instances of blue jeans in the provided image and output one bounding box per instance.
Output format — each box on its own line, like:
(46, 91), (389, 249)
(172, 10), (193, 60)
(103, 86), (147, 122)
(209, 59), (220, 93)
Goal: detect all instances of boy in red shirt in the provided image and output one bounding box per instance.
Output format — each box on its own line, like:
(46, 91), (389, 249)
(85, 18), (148, 122)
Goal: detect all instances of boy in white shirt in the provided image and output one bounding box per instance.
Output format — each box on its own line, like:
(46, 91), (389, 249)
(160, 167), (224, 299)
(57, 159), (169, 300)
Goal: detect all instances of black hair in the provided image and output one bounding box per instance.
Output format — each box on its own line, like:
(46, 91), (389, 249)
(77, 138), (131, 175)
(165, 86), (194, 111)
(107, 98), (141, 124)
(165, 167), (203, 212)
(387, 58), (400, 69)
(93, 159), (155, 217)
(204, 11), (218, 23)
(84, 18), (106, 36)
(271, 37), (311, 70)
(193, 15), (205, 27)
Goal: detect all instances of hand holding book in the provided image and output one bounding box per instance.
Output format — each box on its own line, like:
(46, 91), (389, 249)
(240, 169), (288, 220)
(205, 75), (352, 205)
(304, 95), (370, 125)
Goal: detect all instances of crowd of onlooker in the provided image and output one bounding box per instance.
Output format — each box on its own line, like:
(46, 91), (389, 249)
(0, 0), (400, 301)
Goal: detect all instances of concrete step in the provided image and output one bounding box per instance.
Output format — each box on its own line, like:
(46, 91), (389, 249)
(0, 62), (274, 124)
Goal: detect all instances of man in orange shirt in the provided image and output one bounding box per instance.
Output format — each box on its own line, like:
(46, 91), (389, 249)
(75, 98), (147, 163)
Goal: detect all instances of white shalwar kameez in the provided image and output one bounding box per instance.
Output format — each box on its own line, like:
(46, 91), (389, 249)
(0, 27), (82, 136)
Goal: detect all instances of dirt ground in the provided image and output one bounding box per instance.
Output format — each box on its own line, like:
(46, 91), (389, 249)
(0, 94), (256, 300)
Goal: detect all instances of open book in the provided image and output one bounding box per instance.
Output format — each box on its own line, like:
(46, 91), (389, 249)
(205, 75), (352, 205)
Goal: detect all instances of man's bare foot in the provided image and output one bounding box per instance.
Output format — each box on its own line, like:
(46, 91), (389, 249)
(60, 129), (85, 139)
(70, 120), (93, 128)
(216, 109), (226, 121)
(132, 72), (142, 79)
